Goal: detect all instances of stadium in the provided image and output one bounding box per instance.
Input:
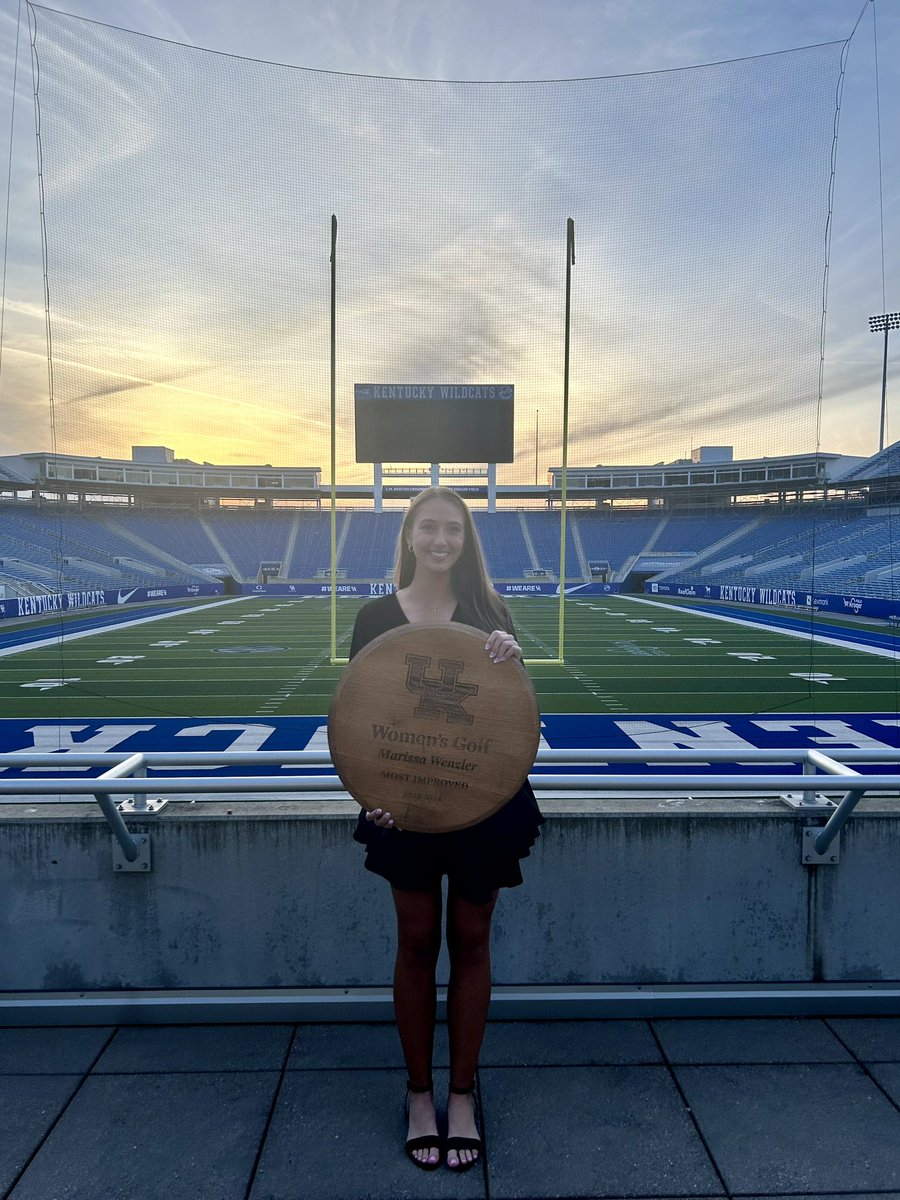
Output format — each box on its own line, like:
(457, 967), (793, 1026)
(4, 13), (900, 1200)
(1, 439), (898, 749)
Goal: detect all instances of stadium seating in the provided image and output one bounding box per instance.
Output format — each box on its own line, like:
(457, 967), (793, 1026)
(837, 438), (900, 482)
(0, 505), (203, 589)
(472, 512), (532, 579)
(1, 501), (897, 598)
(339, 511), (402, 579)
(661, 506), (899, 595)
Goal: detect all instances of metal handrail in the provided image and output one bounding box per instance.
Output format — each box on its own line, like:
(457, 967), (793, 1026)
(1, 747), (898, 768)
(2, 748), (898, 864)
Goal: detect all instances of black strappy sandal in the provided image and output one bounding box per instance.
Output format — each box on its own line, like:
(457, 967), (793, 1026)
(445, 1084), (482, 1172)
(404, 1080), (442, 1171)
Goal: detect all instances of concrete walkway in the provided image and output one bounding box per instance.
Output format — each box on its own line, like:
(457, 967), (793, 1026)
(3, 1016), (900, 1198)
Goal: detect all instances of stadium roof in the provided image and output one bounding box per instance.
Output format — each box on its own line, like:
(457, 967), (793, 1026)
(834, 438), (900, 483)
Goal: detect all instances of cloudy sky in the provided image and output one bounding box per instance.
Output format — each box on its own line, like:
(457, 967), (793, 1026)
(0, 0), (896, 482)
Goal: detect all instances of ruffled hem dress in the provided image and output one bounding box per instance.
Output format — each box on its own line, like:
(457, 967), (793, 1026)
(349, 592), (544, 905)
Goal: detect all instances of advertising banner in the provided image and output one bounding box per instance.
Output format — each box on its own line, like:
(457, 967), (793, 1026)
(0, 582), (224, 622)
(240, 582), (623, 599)
(645, 581), (899, 622)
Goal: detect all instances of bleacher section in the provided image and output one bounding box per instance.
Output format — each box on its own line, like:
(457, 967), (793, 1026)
(196, 510), (292, 580)
(283, 512), (336, 580)
(340, 511), (402, 579)
(1, 503), (897, 599)
(837, 438), (900, 482)
(472, 512), (533, 579)
(523, 512), (582, 580)
(0, 506), (205, 590)
(107, 511), (223, 574)
(651, 513), (750, 552)
(661, 507), (899, 597)
(574, 512), (665, 578)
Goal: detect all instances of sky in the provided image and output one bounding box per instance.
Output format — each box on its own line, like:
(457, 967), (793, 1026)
(0, 0), (896, 481)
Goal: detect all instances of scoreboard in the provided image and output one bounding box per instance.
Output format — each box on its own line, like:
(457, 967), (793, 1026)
(354, 383), (514, 463)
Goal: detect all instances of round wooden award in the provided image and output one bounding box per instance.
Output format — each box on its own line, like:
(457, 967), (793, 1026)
(328, 623), (540, 833)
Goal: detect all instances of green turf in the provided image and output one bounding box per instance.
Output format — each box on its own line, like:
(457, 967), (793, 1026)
(1, 594), (897, 718)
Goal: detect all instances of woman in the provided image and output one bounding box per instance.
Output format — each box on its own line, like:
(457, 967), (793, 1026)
(349, 487), (544, 1172)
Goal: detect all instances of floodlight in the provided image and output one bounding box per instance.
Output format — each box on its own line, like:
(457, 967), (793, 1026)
(868, 312), (900, 451)
(868, 312), (900, 333)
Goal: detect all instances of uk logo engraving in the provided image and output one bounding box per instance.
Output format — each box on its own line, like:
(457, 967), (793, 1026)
(405, 654), (478, 725)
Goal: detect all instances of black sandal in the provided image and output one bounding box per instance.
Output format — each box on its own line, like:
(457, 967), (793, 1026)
(445, 1084), (482, 1172)
(405, 1080), (442, 1171)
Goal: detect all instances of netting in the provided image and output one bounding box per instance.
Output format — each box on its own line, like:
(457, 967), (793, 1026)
(29, 6), (845, 483)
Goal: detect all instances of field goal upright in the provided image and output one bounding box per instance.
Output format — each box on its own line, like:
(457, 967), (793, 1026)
(327, 218), (576, 667)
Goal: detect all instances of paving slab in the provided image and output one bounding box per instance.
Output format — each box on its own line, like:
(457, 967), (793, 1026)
(481, 1020), (661, 1066)
(0, 1075), (82, 1197)
(828, 1017), (900, 1061)
(93, 1022), (293, 1072)
(481, 1065), (721, 1199)
(676, 1063), (900, 1195)
(0, 1027), (113, 1073)
(867, 1062), (900, 1108)
(652, 1017), (852, 1064)
(251, 1067), (485, 1200)
(288, 1021), (450, 1070)
(8, 1071), (279, 1200)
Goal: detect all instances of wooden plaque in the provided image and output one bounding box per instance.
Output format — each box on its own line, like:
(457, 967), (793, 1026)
(328, 623), (540, 833)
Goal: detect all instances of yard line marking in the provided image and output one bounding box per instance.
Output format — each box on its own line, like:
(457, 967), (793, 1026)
(683, 638), (721, 645)
(20, 677), (81, 690)
(620, 594), (900, 660)
(728, 652), (775, 662)
(254, 640), (349, 715)
(150, 640), (188, 648)
(0, 595), (251, 658)
(789, 672), (847, 685)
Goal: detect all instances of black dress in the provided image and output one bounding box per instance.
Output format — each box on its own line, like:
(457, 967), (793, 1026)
(350, 592), (544, 904)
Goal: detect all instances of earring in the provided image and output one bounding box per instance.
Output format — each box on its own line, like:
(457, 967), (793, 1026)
(407, 543), (413, 552)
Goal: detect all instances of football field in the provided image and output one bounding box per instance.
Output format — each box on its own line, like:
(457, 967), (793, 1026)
(1, 593), (897, 720)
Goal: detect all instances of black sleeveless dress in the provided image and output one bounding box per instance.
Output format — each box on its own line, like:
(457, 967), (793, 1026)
(349, 592), (544, 904)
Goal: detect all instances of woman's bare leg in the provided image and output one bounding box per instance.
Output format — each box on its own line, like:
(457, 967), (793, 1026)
(392, 886), (443, 1164)
(445, 888), (498, 1168)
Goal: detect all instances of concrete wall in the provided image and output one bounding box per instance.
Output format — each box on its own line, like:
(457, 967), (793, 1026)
(2, 797), (900, 993)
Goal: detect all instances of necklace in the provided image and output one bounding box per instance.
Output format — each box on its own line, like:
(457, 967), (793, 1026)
(400, 588), (456, 622)
(412, 596), (454, 618)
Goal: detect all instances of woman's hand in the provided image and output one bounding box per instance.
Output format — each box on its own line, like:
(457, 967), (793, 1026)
(366, 807), (396, 829)
(484, 629), (523, 664)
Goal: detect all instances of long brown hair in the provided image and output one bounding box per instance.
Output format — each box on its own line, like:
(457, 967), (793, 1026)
(394, 487), (511, 634)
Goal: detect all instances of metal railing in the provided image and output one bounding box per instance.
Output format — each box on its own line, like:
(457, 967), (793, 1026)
(2, 748), (899, 866)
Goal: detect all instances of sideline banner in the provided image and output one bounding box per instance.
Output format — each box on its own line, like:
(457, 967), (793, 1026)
(240, 582), (623, 598)
(646, 581), (899, 622)
(0, 582), (224, 622)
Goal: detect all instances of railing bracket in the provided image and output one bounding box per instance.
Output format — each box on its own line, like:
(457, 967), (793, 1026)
(781, 792), (836, 810)
(112, 835), (152, 873)
(802, 826), (840, 865)
(117, 797), (168, 814)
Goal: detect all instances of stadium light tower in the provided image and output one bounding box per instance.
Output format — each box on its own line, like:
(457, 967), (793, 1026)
(869, 311), (900, 452)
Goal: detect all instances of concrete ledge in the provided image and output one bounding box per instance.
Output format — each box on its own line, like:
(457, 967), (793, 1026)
(3, 798), (900, 999)
(3, 983), (900, 1025)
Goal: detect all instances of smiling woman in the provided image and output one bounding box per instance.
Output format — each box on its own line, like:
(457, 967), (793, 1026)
(344, 486), (544, 1171)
